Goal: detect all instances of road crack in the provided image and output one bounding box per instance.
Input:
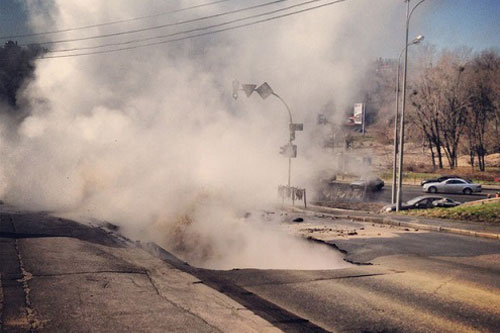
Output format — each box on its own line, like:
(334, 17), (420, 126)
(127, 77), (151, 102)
(244, 273), (394, 287)
(305, 236), (373, 266)
(432, 277), (454, 295)
(31, 270), (147, 277)
(144, 271), (223, 333)
(15, 239), (48, 331)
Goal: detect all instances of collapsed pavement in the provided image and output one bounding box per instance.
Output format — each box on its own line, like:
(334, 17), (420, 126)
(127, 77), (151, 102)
(0, 207), (291, 332)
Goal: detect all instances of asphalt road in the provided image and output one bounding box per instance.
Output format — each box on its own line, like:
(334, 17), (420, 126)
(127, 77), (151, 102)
(321, 182), (498, 204)
(202, 214), (500, 332)
(373, 184), (494, 203)
(0, 208), (280, 332)
(2, 208), (499, 332)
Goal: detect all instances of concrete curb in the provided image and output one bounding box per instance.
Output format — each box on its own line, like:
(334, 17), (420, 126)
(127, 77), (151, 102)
(290, 205), (500, 241)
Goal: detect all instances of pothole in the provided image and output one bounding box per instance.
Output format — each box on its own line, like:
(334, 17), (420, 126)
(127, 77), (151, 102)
(156, 211), (353, 270)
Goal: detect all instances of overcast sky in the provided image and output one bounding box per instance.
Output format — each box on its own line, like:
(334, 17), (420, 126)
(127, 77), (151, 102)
(1, 0), (499, 57)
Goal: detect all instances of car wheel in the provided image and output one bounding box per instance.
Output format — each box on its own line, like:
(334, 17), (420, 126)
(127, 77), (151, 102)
(463, 188), (472, 195)
(428, 186), (437, 193)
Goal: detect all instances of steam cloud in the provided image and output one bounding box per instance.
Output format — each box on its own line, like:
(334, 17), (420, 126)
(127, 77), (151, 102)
(0, 0), (417, 269)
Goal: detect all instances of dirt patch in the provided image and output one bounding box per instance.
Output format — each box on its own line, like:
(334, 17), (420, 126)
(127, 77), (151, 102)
(285, 219), (425, 242)
(314, 201), (385, 213)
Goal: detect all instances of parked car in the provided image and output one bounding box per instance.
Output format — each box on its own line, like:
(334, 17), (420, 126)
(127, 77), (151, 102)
(420, 175), (471, 186)
(422, 178), (482, 195)
(350, 177), (384, 191)
(383, 195), (460, 212)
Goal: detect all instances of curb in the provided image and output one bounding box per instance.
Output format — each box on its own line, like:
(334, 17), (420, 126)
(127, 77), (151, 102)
(290, 205), (500, 241)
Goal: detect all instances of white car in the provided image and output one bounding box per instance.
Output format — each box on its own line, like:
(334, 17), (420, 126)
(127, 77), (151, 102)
(422, 178), (481, 195)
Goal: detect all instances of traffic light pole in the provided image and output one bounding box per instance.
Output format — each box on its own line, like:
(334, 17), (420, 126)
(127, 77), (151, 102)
(271, 92), (293, 188)
(232, 81), (300, 189)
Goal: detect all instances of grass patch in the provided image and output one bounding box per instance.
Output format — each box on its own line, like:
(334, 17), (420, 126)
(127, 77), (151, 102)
(401, 201), (500, 223)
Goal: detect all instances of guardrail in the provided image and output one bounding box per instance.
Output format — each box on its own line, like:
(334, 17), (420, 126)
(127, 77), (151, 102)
(278, 185), (307, 208)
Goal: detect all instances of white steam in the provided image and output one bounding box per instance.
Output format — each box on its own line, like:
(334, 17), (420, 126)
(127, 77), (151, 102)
(1, 0), (417, 268)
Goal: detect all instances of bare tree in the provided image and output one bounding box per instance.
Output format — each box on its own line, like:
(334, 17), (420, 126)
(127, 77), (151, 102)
(410, 57), (446, 168)
(464, 50), (500, 170)
(488, 51), (500, 154)
(410, 49), (478, 169)
(437, 51), (471, 168)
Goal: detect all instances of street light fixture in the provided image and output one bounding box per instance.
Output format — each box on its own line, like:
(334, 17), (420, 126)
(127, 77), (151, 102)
(412, 35), (424, 44)
(391, 34), (424, 204)
(232, 81), (302, 188)
(396, 0), (428, 211)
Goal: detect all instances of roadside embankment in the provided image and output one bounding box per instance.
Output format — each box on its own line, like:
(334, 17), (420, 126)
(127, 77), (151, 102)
(401, 200), (500, 224)
(291, 204), (500, 240)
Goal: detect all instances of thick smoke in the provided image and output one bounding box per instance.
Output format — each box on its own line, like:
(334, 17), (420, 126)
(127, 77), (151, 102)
(1, 0), (414, 268)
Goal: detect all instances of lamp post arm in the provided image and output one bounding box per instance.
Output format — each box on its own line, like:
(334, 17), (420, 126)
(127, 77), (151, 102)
(271, 91), (294, 188)
(399, 45), (406, 63)
(272, 92), (293, 125)
(235, 82), (296, 189)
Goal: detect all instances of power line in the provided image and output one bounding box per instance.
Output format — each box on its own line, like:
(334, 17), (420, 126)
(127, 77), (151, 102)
(0, 0), (234, 40)
(39, 0), (349, 59)
(49, 0), (333, 54)
(25, 0), (291, 46)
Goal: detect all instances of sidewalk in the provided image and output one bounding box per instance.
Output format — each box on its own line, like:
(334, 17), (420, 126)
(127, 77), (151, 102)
(0, 206), (280, 332)
(292, 204), (500, 240)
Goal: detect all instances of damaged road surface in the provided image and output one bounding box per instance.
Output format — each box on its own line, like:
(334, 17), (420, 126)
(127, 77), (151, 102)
(0, 207), (280, 332)
(219, 212), (500, 332)
(2, 207), (500, 332)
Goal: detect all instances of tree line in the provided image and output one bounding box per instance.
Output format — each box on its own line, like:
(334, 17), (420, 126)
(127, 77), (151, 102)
(359, 48), (500, 172)
(0, 40), (45, 109)
(409, 49), (500, 171)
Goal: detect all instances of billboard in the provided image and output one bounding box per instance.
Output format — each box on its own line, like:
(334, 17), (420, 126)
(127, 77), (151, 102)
(353, 103), (365, 125)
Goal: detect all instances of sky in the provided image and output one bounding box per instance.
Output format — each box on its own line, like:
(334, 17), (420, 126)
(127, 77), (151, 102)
(415, 0), (500, 53)
(1, 0), (500, 57)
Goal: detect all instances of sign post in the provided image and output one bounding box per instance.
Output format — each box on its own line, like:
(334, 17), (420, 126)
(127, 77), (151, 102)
(353, 103), (366, 135)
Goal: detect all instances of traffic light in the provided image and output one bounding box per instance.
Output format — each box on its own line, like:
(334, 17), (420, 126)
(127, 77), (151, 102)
(232, 80), (240, 99)
(279, 143), (297, 158)
(289, 123), (303, 142)
(289, 123), (303, 131)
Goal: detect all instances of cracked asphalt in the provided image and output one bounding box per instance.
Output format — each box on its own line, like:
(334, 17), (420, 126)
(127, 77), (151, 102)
(212, 212), (500, 332)
(1, 206), (500, 332)
(0, 207), (281, 332)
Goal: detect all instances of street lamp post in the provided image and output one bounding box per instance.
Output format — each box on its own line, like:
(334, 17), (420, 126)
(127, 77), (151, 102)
(391, 35), (424, 204)
(232, 81), (302, 188)
(396, 0), (427, 211)
(271, 92), (294, 187)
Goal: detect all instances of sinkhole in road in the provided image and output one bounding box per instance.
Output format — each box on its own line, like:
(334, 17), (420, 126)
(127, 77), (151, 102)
(158, 211), (353, 270)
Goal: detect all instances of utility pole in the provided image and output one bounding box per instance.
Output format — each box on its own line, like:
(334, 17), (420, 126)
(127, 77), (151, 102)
(396, 0), (427, 211)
